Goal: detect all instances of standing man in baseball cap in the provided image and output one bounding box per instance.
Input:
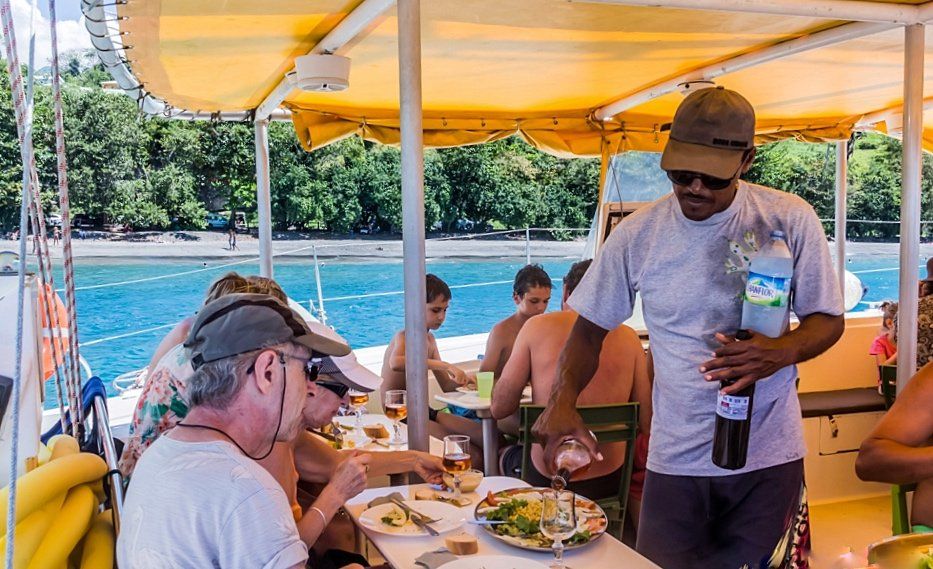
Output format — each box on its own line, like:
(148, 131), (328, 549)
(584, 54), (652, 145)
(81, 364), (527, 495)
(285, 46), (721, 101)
(533, 87), (844, 567)
(118, 293), (367, 569)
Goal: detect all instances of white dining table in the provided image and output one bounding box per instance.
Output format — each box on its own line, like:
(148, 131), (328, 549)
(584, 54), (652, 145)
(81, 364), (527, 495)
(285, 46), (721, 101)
(331, 413), (445, 456)
(434, 388), (531, 476)
(344, 475), (660, 569)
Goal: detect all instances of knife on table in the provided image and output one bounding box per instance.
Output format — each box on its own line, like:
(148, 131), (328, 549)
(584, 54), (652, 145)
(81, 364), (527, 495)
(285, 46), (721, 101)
(389, 498), (440, 536)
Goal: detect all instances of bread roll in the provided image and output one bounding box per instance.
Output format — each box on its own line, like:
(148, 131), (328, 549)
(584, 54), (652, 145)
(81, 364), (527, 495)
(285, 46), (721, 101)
(445, 533), (478, 555)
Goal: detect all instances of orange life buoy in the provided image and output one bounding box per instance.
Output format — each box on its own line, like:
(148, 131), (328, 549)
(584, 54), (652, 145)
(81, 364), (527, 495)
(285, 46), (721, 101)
(38, 284), (69, 382)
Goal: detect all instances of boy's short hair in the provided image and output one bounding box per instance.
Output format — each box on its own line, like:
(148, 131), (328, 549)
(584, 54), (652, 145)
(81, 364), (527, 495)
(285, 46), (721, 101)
(563, 260), (593, 297)
(426, 274), (451, 302)
(513, 264), (552, 297)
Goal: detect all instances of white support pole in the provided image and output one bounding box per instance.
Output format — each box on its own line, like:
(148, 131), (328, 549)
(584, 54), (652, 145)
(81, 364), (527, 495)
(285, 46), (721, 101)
(834, 141), (847, 299)
(255, 119), (274, 278)
(254, 0), (396, 120)
(577, 0), (919, 24)
(594, 140), (612, 258)
(594, 21), (891, 121)
(896, 23), (925, 395)
(398, 0), (428, 452)
(312, 246), (327, 325)
(525, 227), (531, 265)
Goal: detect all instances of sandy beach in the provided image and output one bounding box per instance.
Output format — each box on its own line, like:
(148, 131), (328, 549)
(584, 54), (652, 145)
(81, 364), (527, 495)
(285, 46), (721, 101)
(0, 230), (926, 262)
(0, 230), (588, 261)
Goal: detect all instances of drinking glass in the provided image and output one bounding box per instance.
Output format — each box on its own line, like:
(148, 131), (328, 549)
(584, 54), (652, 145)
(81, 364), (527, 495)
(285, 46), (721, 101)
(383, 389), (407, 446)
(348, 390), (369, 426)
(539, 489), (577, 569)
(442, 435), (471, 500)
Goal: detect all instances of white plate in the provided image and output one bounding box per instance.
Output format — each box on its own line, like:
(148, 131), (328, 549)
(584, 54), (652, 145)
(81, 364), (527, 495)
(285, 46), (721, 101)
(334, 415), (389, 429)
(439, 555), (550, 569)
(456, 387), (478, 394)
(359, 500), (465, 536)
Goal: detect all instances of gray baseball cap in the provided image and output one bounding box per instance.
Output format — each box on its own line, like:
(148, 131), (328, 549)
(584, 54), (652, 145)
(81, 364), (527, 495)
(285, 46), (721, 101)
(185, 293), (350, 369)
(660, 86), (756, 179)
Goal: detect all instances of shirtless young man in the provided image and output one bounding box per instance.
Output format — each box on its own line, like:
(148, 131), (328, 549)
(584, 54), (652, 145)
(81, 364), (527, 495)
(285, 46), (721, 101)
(380, 274), (471, 398)
(491, 260), (651, 508)
(857, 362), (933, 533)
(480, 264), (552, 378)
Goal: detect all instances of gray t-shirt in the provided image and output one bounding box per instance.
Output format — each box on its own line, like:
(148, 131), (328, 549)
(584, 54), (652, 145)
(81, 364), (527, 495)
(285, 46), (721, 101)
(569, 181), (843, 477)
(117, 436), (308, 569)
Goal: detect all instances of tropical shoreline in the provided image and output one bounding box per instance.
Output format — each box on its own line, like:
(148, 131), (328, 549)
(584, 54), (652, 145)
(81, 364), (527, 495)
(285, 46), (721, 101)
(0, 230), (589, 261)
(1, 232), (931, 263)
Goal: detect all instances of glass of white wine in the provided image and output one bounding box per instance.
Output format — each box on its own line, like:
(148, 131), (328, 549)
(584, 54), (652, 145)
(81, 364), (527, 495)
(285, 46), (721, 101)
(540, 489), (577, 569)
(442, 435), (471, 500)
(384, 389), (407, 446)
(348, 390), (369, 426)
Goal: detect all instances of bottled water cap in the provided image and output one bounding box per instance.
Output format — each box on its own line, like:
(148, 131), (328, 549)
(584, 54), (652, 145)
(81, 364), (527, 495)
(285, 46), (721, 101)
(770, 230), (786, 240)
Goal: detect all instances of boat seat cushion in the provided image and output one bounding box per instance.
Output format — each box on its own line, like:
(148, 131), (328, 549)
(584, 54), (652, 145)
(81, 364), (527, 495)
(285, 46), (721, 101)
(798, 388), (886, 418)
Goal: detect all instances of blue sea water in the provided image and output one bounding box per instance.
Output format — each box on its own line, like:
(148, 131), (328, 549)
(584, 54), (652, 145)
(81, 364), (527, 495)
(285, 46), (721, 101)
(39, 253), (919, 408)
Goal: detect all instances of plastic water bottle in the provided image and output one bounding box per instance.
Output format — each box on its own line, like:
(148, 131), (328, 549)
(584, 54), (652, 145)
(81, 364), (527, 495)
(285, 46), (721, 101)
(712, 231), (793, 470)
(741, 231), (793, 338)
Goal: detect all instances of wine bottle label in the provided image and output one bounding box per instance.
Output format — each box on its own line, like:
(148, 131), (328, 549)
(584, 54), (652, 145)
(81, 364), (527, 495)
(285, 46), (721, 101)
(744, 272), (790, 308)
(716, 392), (750, 420)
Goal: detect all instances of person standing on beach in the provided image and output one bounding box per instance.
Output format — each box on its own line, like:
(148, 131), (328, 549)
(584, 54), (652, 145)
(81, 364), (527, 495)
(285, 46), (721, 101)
(228, 226), (238, 251)
(532, 87), (844, 568)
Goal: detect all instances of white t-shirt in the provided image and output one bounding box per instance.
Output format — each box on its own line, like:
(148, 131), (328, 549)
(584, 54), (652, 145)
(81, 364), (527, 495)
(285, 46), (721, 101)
(569, 181), (843, 477)
(117, 436), (308, 569)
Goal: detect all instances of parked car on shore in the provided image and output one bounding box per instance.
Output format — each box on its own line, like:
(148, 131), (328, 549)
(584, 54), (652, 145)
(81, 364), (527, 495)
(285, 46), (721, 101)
(205, 212), (229, 229)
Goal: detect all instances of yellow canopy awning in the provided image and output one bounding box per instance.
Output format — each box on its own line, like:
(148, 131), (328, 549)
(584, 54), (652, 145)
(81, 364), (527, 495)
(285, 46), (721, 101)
(118, 0), (933, 156)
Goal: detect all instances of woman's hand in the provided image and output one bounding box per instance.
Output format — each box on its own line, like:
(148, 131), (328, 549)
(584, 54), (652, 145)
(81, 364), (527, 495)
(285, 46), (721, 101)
(329, 452), (371, 502)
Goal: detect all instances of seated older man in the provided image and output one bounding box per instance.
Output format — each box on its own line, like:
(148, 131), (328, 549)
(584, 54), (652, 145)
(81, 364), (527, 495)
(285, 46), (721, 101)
(118, 293), (364, 568)
(856, 362), (933, 533)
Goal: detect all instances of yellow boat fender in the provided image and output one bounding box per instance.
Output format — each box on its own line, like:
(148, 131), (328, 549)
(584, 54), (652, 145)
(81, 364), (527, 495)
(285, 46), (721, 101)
(27, 484), (97, 569)
(48, 435), (79, 461)
(0, 453), (106, 536)
(0, 508), (53, 569)
(79, 510), (114, 569)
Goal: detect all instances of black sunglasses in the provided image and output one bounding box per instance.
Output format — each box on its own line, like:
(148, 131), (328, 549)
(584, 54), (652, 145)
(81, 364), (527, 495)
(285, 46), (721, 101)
(315, 379), (350, 398)
(666, 170), (734, 191)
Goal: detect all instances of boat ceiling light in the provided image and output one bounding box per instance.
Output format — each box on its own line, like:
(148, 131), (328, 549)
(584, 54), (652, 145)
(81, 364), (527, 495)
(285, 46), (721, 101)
(287, 54), (351, 93)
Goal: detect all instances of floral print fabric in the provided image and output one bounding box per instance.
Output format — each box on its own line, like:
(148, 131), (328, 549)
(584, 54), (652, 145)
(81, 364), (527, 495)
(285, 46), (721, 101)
(118, 343), (194, 479)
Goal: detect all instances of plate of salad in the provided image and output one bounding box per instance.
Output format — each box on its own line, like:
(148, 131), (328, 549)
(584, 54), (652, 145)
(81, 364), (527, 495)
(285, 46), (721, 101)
(473, 487), (608, 551)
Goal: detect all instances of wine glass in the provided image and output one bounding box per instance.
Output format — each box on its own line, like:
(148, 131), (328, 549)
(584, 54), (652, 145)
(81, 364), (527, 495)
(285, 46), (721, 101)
(539, 489), (577, 569)
(383, 389), (407, 446)
(442, 435), (471, 500)
(348, 390), (369, 426)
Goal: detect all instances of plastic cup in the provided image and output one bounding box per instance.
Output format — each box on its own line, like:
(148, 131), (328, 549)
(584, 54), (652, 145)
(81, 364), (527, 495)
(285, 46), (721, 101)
(476, 371), (494, 399)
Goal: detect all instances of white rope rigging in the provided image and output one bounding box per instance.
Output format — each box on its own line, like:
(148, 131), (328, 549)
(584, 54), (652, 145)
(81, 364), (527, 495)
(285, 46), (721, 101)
(1, 0), (34, 560)
(49, 0), (84, 423)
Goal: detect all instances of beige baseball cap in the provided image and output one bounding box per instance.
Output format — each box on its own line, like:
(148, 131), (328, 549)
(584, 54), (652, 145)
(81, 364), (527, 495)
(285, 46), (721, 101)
(660, 86), (756, 179)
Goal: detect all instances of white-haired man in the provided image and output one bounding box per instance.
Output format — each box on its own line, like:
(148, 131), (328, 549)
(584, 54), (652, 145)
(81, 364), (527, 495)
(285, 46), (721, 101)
(118, 294), (364, 568)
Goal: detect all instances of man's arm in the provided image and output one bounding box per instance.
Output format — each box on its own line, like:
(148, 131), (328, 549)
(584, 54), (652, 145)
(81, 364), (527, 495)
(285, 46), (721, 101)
(857, 365), (933, 484)
(700, 312), (844, 395)
(490, 326), (531, 420)
(532, 316), (609, 472)
(388, 334), (467, 391)
(293, 431), (342, 483)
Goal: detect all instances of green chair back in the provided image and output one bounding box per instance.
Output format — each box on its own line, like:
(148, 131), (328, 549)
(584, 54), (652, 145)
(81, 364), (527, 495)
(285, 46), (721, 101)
(879, 365), (897, 410)
(892, 483), (919, 535)
(519, 403), (639, 538)
(877, 365), (917, 535)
